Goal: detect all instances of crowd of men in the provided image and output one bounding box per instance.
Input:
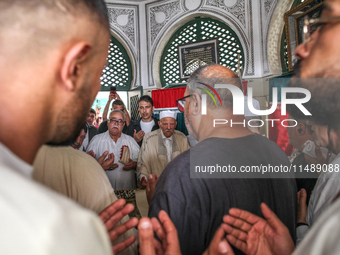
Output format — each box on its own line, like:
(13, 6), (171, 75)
(2, 0), (340, 254)
(59, 94), (189, 191)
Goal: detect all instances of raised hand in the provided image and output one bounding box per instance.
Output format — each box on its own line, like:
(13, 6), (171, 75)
(223, 203), (294, 255)
(108, 93), (115, 102)
(138, 210), (182, 255)
(97, 151), (118, 171)
(203, 226), (235, 255)
(123, 158), (137, 171)
(141, 176), (148, 188)
(133, 129), (145, 143)
(87, 150), (96, 158)
(99, 199), (138, 254)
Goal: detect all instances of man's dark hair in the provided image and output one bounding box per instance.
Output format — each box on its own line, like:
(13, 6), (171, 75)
(89, 108), (96, 116)
(139, 95), (154, 107)
(112, 99), (125, 108)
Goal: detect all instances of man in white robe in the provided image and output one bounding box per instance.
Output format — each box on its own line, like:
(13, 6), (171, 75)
(0, 0), (138, 254)
(87, 110), (140, 190)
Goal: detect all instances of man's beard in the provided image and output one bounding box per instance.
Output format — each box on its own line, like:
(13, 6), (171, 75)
(46, 119), (86, 147)
(46, 81), (93, 147)
(293, 58), (340, 79)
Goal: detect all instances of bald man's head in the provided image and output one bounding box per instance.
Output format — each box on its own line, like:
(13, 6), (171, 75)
(187, 64), (243, 110)
(0, 0), (109, 61)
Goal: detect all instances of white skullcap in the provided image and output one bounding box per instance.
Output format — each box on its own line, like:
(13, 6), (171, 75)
(160, 110), (177, 120)
(244, 96), (260, 117)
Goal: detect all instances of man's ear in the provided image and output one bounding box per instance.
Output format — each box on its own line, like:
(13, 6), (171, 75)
(174, 121), (177, 128)
(60, 41), (92, 91)
(190, 93), (201, 116)
(158, 121), (161, 127)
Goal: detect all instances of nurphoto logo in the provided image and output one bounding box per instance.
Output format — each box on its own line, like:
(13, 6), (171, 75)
(198, 83), (312, 128)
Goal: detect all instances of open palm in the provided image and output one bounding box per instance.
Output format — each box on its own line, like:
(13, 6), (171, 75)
(222, 203), (295, 255)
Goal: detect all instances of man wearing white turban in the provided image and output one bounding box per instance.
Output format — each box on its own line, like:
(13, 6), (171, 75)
(137, 110), (190, 188)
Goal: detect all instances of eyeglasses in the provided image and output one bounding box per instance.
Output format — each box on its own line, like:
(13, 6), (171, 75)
(176, 95), (191, 113)
(303, 15), (340, 46)
(109, 118), (125, 125)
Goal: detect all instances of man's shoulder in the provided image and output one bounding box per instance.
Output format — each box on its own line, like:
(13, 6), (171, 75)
(192, 135), (290, 166)
(98, 121), (108, 133)
(254, 134), (291, 160)
(126, 119), (141, 135)
(130, 118), (141, 127)
(144, 129), (160, 141)
(153, 117), (160, 129)
(173, 130), (187, 139)
(198, 134), (286, 153)
(0, 163), (111, 254)
(90, 131), (107, 142)
(42, 145), (100, 166)
(89, 125), (98, 132)
(121, 133), (139, 145)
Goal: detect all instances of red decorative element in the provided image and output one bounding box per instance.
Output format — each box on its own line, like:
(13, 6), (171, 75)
(152, 87), (187, 109)
(120, 145), (129, 160)
(268, 104), (294, 156)
(242, 81), (248, 95)
(152, 82), (247, 109)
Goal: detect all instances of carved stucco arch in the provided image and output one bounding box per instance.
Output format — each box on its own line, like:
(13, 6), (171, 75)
(152, 11), (251, 88)
(109, 27), (137, 90)
(267, 0), (295, 75)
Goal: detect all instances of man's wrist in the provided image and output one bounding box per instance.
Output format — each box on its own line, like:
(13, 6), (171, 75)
(297, 216), (307, 224)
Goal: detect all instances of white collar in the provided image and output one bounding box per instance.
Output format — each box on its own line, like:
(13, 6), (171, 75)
(106, 130), (123, 143)
(0, 143), (34, 179)
(141, 119), (155, 124)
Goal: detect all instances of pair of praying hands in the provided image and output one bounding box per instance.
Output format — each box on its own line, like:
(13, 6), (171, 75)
(87, 150), (118, 171)
(87, 150), (136, 171)
(100, 200), (180, 255)
(137, 203), (295, 255)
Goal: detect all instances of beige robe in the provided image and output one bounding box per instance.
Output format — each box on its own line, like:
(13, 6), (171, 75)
(33, 145), (137, 255)
(137, 129), (190, 185)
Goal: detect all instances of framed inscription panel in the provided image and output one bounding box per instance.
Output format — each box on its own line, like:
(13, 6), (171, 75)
(178, 39), (219, 80)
